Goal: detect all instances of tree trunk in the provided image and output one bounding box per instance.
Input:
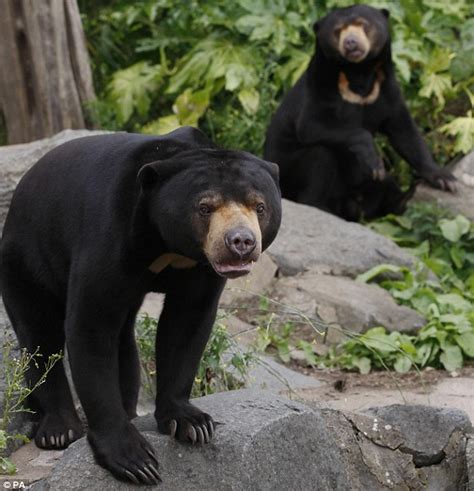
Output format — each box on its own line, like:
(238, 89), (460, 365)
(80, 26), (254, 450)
(0, 0), (96, 144)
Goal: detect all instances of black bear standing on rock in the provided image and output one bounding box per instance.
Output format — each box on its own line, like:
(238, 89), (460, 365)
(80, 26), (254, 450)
(264, 4), (456, 221)
(0, 127), (281, 484)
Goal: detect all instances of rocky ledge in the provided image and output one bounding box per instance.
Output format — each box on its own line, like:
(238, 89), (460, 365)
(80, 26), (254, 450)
(30, 390), (472, 490)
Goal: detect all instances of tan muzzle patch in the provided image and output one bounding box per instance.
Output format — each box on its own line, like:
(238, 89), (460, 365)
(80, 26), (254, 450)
(338, 25), (370, 62)
(204, 202), (262, 266)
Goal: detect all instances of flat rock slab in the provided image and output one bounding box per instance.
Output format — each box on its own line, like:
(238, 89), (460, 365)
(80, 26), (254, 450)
(268, 199), (414, 277)
(33, 391), (472, 490)
(272, 270), (425, 343)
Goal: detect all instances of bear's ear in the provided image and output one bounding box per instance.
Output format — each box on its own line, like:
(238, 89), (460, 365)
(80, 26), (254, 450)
(380, 8), (390, 18)
(313, 20), (321, 33)
(137, 160), (187, 192)
(261, 160), (280, 186)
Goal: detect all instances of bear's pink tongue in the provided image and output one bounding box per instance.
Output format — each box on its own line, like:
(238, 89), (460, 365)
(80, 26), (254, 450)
(213, 260), (253, 278)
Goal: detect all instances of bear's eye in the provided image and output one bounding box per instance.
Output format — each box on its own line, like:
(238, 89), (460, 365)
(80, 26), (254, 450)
(199, 204), (212, 216)
(256, 203), (265, 215)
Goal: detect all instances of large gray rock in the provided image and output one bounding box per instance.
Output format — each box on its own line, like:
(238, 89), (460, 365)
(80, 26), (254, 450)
(0, 129), (109, 235)
(271, 270), (425, 344)
(33, 391), (472, 490)
(219, 253), (278, 307)
(364, 405), (472, 466)
(268, 199), (415, 276)
(415, 151), (474, 221)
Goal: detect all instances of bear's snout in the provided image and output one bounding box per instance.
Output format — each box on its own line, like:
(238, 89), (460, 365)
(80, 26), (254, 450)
(343, 35), (359, 53)
(224, 226), (257, 260)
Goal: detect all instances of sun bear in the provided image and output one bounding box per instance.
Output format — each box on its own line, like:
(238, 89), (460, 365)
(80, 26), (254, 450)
(264, 4), (456, 221)
(0, 127), (281, 484)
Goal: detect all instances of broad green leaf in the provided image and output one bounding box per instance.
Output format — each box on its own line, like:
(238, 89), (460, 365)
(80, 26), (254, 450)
(394, 355), (412, 373)
(450, 244), (465, 268)
(450, 49), (474, 82)
(362, 328), (398, 353)
(173, 88), (210, 126)
(455, 331), (474, 356)
(440, 113), (474, 154)
(439, 215), (471, 242)
(440, 344), (463, 371)
(238, 87), (260, 114)
(437, 293), (472, 313)
(107, 62), (162, 124)
(419, 72), (452, 107)
(353, 356), (371, 374)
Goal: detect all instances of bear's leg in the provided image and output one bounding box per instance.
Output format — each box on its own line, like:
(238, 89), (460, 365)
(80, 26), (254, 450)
(119, 309), (142, 420)
(1, 262), (83, 449)
(65, 274), (160, 484)
(154, 266), (225, 444)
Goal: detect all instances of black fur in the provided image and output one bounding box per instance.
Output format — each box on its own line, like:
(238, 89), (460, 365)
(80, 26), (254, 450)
(264, 4), (455, 221)
(0, 127), (281, 483)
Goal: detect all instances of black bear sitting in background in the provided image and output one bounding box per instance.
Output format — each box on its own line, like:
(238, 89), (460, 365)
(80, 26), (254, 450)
(0, 127), (281, 484)
(264, 4), (455, 221)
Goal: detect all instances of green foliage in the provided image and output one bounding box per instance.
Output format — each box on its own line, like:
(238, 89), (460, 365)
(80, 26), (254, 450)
(322, 204), (474, 373)
(255, 320), (318, 366)
(81, 0), (474, 161)
(0, 336), (61, 474)
(135, 313), (255, 398)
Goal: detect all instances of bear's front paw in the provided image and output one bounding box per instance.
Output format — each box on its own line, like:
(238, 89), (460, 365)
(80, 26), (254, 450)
(156, 402), (216, 445)
(88, 421), (161, 484)
(422, 168), (457, 192)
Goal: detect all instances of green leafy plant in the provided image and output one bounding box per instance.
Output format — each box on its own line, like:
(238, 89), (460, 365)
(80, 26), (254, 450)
(135, 312), (255, 398)
(321, 204), (474, 373)
(80, 0), (474, 165)
(0, 336), (61, 474)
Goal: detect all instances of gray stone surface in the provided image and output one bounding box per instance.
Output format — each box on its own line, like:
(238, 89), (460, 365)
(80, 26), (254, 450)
(268, 199), (415, 276)
(364, 405), (472, 466)
(219, 253), (278, 307)
(415, 151), (474, 221)
(467, 436), (474, 491)
(246, 354), (322, 392)
(272, 270), (425, 344)
(0, 129), (109, 235)
(33, 391), (472, 490)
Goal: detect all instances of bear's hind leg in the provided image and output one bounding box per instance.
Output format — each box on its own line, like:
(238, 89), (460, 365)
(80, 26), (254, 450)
(1, 264), (83, 450)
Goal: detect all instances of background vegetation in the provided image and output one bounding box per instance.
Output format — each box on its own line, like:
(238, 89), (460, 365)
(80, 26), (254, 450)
(77, 1), (473, 374)
(79, 0), (474, 173)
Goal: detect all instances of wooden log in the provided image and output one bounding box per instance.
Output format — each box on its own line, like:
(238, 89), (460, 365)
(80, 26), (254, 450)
(0, 0), (96, 144)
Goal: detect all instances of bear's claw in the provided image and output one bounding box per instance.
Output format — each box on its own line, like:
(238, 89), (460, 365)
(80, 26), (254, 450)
(167, 416), (215, 445)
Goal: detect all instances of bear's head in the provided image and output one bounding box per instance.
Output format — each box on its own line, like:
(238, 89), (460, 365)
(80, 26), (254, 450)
(314, 4), (390, 64)
(137, 131), (281, 279)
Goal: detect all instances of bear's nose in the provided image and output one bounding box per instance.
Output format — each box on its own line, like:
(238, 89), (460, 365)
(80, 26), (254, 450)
(224, 227), (256, 259)
(344, 36), (359, 52)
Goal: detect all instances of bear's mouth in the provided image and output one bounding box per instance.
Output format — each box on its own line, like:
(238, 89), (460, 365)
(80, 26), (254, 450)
(212, 259), (254, 279)
(345, 49), (367, 62)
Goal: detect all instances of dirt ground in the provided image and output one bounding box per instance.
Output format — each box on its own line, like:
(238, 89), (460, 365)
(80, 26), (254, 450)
(287, 365), (474, 423)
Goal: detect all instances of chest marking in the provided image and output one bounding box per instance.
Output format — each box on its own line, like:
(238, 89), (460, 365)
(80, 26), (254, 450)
(338, 69), (384, 105)
(148, 253), (197, 274)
